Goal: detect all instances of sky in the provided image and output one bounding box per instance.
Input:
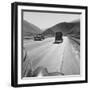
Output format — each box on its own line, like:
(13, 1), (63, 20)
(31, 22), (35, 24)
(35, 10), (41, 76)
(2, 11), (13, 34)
(23, 11), (80, 30)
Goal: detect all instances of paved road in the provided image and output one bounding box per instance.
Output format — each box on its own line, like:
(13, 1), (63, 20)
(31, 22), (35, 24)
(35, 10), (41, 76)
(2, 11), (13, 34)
(23, 37), (80, 77)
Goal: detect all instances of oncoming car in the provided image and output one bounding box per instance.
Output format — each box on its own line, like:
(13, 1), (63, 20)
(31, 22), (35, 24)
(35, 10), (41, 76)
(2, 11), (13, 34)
(34, 34), (45, 41)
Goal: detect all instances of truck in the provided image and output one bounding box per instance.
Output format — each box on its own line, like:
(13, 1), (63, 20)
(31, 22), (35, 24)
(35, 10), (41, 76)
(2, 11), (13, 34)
(54, 32), (63, 44)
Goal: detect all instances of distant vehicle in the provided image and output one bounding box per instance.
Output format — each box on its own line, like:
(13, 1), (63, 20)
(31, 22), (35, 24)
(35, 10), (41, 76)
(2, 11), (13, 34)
(34, 34), (45, 41)
(54, 32), (63, 44)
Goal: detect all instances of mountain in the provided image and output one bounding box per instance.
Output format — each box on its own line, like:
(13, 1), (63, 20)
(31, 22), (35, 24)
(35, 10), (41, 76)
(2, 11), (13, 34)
(42, 20), (80, 37)
(42, 28), (55, 37)
(23, 20), (42, 38)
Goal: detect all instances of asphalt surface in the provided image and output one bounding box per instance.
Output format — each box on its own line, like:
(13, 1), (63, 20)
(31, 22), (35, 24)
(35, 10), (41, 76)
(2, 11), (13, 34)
(23, 37), (80, 77)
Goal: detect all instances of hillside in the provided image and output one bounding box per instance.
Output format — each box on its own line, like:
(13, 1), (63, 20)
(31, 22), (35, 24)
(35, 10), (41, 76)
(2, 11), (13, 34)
(23, 20), (42, 38)
(42, 20), (80, 37)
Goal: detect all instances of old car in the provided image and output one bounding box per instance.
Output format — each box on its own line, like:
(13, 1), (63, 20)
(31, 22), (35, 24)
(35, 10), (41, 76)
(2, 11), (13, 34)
(34, 34), (45, 41)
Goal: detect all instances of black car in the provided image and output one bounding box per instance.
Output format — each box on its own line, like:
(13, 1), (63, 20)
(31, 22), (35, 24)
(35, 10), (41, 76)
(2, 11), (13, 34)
(34, 34), (45, 41)
(54, 32), (63, 44)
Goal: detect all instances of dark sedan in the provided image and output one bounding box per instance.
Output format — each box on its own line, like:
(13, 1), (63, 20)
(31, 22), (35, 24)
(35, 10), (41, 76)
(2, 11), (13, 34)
(34, 34), (45, 41)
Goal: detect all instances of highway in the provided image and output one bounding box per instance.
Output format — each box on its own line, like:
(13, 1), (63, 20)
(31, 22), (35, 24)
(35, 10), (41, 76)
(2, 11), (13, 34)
(23, 37), (80, 77)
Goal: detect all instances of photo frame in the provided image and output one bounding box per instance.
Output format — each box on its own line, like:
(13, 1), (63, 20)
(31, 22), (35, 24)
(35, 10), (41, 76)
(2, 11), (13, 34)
(11, 2), (88, 87)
